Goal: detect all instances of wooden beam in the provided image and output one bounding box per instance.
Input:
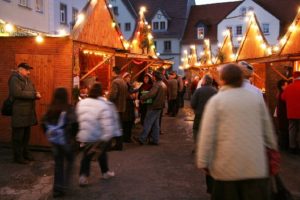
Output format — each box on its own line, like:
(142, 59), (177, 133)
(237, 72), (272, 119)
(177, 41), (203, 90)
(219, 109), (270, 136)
(80, 55), (113, 81)
(121, 59), (133, 71)
(133, 61), (156, 80)
(270, 66), (289, 80)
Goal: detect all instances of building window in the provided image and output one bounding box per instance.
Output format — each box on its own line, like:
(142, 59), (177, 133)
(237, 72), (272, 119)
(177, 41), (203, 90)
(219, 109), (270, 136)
(3, 0), (11, 3)
(118, 23), (121, 29)
(72, 8), (78, 23)
(35, 0), (43, 12)
(248, 6), (254, 11)
(60, 3), (67, 24)
(164, 41), (171, 52)
(113, 6), (119, 16)
(154, 41), (157, 48)
(236, 25), (242, 36)
(18, 0), (30, 7)
(262, 23), (270, 35)
(160, 21), (166, 30)
(153, 22), (159, 30)
(197, 27), (204, 39)
(240, 7), (247, 16)
(125, 23), (131, 31)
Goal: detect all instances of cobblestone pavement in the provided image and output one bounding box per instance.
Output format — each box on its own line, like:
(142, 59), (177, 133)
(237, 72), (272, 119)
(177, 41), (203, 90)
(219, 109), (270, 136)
(0, 103), (300, 200)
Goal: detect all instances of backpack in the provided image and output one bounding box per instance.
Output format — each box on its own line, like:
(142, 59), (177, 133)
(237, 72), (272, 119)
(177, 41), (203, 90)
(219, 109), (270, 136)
(45, 112), (67, 145)
(1, 97), (13, 116)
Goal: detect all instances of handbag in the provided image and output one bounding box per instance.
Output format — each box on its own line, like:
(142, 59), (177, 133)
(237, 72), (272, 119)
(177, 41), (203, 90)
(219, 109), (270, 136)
(1, 97), (14, 116)
(271, 175), (294, 200)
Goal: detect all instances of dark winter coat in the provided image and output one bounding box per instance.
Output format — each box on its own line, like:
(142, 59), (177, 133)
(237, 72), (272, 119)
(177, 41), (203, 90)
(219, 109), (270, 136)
(108, 76), (128, 113)
(9, 72), (37, 128)
(191, 85), (217, 130)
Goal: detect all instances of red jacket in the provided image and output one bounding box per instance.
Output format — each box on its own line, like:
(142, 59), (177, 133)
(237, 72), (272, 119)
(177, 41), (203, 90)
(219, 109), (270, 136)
(281, 80), (300, 119)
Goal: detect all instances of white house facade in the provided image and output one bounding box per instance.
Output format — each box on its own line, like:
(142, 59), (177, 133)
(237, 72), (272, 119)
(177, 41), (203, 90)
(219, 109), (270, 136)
(108, 0), (136, 40)
(0, 0), (50, 33)
(218, 0), (280, 47)
(0, 0), (88, 34)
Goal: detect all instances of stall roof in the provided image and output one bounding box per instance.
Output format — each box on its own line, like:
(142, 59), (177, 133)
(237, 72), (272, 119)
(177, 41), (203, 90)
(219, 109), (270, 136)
(236, 13), (270, 61)
(216, 31), (235, 64)
(279, 10), (300, 56)
(71, 0), (124, 50)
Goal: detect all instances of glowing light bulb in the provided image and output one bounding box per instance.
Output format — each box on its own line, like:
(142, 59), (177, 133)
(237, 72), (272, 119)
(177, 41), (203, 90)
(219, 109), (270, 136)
(76, 14), (85, 25)
(112, 22), (116, 28)
(4, 23), (14, 33)
(58, 29), (67, 36)
(280, 37), (287, 45)
(36, 35), (44, 43)
(273, 46), (279, 52)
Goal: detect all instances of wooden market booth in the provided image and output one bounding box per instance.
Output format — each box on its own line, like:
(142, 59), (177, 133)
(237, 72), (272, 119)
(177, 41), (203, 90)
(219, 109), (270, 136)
(0, 0), (125, 147)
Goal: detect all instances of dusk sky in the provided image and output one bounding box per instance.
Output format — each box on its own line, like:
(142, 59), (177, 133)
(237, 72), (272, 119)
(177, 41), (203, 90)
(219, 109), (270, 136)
(196, 0), (241, 5)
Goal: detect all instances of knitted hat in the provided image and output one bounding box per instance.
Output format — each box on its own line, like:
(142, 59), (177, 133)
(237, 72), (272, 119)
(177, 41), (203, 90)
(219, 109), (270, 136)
(238, 61), (254, 78)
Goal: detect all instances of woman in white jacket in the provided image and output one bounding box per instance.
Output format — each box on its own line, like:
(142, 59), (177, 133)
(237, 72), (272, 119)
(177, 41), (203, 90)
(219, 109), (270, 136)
(196, 64), (277, 200)
(76, 83), (122, 186)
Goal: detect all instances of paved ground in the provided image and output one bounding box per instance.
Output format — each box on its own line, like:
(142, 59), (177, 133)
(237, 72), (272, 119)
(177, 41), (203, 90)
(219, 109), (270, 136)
(0, 103), (300, 200)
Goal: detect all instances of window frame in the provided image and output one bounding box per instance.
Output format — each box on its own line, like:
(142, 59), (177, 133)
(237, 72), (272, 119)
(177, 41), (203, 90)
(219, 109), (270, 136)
(72, 7), (78, 23)
(164, 40), (172, 52)
(160, 21), (166, 30)
(60, 3), (68, 25)
(197, 27), (205, 39)
(153, 22), (159, 30)
(18, 0), (31, 9)
(113, 6), (119, 16)
(125, 23), (131, 31)
(235, 25), (243, 36)
(262, 23), (270, 35)
(35, 0), (43, 13)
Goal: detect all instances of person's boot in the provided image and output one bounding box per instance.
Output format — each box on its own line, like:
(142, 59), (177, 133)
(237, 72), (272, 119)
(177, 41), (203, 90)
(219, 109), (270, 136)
(12, 140), (29, 164)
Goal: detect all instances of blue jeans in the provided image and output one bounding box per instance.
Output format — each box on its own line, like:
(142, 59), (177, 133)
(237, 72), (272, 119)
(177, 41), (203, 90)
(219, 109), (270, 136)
(140, 109), (161, 144)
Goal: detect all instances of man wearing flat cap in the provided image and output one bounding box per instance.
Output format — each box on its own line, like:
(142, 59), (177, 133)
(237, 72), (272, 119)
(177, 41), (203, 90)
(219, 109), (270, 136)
(9, 62), (41, 164)
(238, 61), (263, 97)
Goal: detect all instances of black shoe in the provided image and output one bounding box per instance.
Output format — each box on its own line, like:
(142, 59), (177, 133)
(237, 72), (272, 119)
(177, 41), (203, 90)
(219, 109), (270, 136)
(133, 137), (144, 145)
(53, 191), (65, 198)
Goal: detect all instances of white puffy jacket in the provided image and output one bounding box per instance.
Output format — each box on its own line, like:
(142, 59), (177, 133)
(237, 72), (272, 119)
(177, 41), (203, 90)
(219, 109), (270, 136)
(76, 97), (122, 143)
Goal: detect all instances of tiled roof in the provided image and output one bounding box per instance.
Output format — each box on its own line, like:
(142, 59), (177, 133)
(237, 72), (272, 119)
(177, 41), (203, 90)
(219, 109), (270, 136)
(126, 0), (190, 38)
(253, 0), (300, 37)
(181, 2), (241, 45)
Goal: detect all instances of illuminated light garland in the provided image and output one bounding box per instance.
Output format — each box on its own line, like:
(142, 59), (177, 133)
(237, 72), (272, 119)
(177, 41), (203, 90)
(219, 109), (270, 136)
(4, 23), (14, 33)
(35, 35), (44, 43)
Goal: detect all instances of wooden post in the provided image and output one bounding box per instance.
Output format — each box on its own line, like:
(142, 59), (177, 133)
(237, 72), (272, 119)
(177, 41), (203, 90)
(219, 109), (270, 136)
(133, 61), (156, 80)
(80, 55), (113, 81)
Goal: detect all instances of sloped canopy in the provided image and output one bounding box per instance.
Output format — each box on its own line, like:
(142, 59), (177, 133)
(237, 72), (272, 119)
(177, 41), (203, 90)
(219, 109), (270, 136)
(236, 13), (271, 61)
(216, 31), (235, 64)
(72, 0), (124, 50)
(279, 9), (300, 56)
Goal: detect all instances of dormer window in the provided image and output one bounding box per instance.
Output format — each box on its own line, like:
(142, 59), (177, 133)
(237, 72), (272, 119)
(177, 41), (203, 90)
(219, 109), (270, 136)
(151, 9), (169, 32)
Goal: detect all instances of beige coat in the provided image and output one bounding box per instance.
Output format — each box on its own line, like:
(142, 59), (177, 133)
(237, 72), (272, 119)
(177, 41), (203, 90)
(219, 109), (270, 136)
(196, 86), (277, 181)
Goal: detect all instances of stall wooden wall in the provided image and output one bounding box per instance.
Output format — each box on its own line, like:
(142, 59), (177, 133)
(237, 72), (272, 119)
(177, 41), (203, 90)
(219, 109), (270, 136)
(0, 37), (73, 146)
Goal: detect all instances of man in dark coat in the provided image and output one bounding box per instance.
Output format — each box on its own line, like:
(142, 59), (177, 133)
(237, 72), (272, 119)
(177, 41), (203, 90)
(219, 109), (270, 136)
(108, 66), (128, 150)
(191, 74), (217, 142)
(9, 63), (41, 164)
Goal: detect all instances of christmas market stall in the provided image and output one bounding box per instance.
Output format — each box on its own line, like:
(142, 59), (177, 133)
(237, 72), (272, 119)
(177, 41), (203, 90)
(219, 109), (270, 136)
(115, 6), (173, 82)
(0, 0), (125, 147)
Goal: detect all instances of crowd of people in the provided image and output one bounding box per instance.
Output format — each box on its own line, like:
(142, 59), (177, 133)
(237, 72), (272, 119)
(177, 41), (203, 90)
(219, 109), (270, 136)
(6, 61), (300, 199)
